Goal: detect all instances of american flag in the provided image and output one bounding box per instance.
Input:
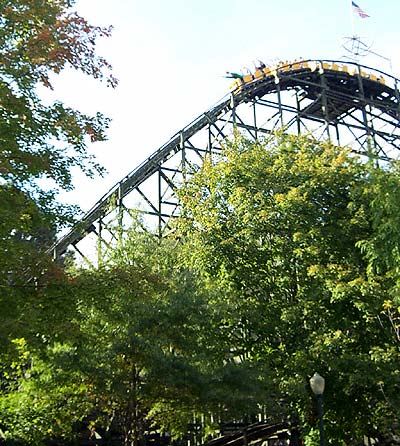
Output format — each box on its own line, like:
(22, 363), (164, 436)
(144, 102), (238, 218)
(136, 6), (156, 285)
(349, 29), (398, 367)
(352, 1), (370, 18)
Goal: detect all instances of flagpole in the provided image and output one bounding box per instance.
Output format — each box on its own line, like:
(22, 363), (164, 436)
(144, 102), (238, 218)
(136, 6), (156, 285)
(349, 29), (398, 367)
(350, 0), (355, 37)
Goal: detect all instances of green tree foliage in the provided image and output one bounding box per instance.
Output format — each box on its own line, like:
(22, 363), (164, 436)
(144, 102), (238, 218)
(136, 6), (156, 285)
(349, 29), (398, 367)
(0, 0), (115, 442)
(0, 338), (92, 445)
(69, 226), (274, 446)
(0, 221), (277, 446)
(176, 134), (400, 445)
(72, 229), (213, 446)
(0, 0), (116, 286)
(0, 0), (115, 336)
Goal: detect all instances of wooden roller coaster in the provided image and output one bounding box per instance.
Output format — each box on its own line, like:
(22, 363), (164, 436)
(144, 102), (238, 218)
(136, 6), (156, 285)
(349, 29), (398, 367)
(49, 59), (400, 264)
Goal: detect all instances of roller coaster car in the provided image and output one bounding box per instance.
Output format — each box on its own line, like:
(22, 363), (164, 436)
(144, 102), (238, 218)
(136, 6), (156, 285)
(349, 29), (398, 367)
(229, 78), (243, 92)
(254, 69), (264, 80)
(228, 67), (275, 93)
(320, 62), (387, 86)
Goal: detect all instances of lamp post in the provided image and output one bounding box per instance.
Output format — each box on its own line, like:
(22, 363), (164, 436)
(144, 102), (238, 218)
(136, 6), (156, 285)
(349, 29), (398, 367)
(309, 372), (326, 446)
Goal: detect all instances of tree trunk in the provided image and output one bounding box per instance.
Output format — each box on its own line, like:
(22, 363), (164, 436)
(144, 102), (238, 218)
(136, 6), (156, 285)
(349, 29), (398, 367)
(123, 362), (144, 446)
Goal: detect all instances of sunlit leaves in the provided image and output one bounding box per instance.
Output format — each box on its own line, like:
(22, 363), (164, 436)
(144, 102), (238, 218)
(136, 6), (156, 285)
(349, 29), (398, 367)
(176, 133), (400, 443)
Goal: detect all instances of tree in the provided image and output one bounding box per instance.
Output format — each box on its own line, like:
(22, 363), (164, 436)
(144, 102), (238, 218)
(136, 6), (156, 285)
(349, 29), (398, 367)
(0, 0), (116, 279)
(67, 225), (274, 446)
(176, 133), (400, 445)
(0, 223), (214, 445)
(0, 0), (116, 442)
(1, 199), (276, 446)
(0, 0), (116, 343)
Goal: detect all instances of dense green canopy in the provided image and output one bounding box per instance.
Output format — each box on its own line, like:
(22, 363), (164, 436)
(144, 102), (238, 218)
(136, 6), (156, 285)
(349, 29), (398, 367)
(176, 134), (400, 445)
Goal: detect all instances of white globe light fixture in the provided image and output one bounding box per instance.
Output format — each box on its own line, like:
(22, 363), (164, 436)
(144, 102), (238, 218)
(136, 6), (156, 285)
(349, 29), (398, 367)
(310, 372), (325, 396)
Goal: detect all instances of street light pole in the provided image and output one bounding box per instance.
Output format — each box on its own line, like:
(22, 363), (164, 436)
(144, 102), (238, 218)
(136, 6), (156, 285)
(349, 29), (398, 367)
(310, 372), (326, 446)
(315, 393), (326, 446)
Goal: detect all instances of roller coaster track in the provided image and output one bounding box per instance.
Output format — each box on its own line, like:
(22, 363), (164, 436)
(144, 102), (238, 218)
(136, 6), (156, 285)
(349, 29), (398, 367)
(50, 59), (400, 262)
(204, 421), (295, 446)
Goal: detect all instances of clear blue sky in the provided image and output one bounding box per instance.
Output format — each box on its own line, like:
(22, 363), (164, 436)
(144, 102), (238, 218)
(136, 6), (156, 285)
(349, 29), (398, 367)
(50, 0), (400, 211)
